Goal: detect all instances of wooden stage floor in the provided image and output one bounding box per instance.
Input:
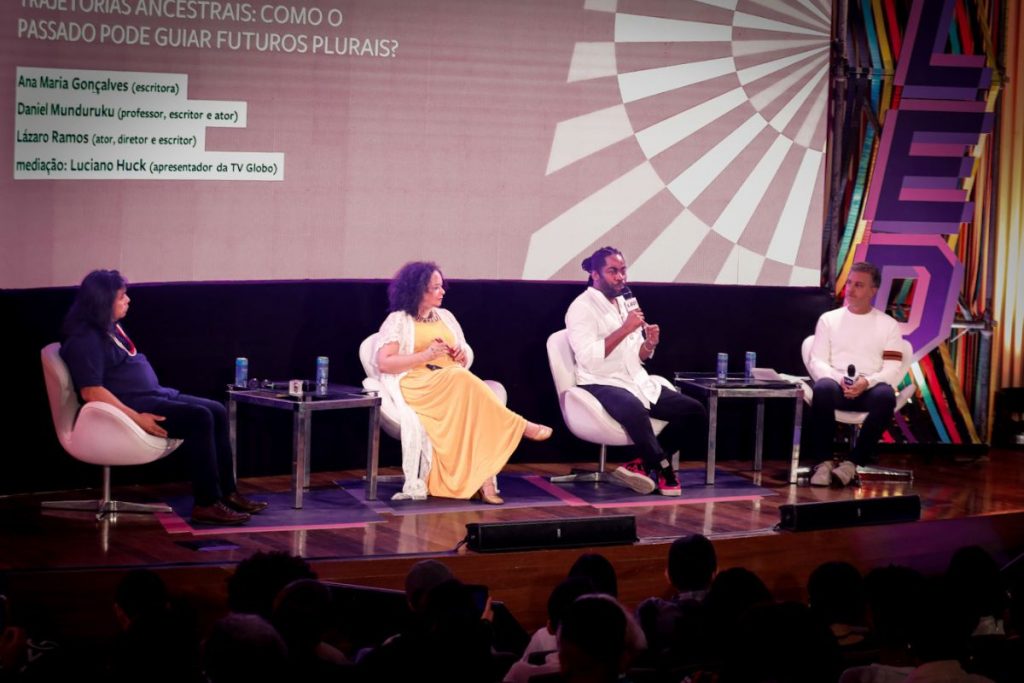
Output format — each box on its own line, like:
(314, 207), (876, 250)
(2, 448), (1023, 641)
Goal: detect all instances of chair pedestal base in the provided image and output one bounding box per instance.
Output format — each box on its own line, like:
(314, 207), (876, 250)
(41, 467), (171, 520)
(549, 469), (619, 485)
(41, 499), (172, 521)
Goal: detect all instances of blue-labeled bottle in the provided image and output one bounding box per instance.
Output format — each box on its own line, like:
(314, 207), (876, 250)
(316, 356), (329, 396)
(716, 353), (728, 383)
(234, 357), (248, 388)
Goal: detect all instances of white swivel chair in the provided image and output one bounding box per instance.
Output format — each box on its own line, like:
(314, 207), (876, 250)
(358, 333), (508, 483)
(40, 342), (182, 520)
(546, 329), (677, 484)
(800, 335), (916, 481)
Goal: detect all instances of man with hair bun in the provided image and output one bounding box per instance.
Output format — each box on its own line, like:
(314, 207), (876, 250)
(565, 247), (707, 496)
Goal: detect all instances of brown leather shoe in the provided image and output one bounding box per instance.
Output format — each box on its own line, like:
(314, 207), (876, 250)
(223, 491), (269, 514)
(191, 501), (250, 526)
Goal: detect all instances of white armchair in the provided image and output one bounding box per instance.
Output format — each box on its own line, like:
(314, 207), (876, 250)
(545, 329), (675, 484)
(40, 342), (182, 520)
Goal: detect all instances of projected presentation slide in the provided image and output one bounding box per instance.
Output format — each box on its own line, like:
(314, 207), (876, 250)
(1, 0), (829, 288)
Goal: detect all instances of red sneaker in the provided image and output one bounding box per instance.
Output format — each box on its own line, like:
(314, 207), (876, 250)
(611, 458), (656, 494)
(654, 467), (682, 496)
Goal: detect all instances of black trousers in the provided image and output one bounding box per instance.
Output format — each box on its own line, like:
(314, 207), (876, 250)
(136, 393), (237, 506)
(580, 384), (708, 470)
(807, 379), (897, 465)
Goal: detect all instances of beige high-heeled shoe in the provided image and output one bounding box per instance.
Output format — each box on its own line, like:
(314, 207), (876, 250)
(476, 482), (504, 505)
(524, 422), (553, 442)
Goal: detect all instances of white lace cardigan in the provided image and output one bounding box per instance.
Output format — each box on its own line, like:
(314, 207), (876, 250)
(368, 309), (474, 500)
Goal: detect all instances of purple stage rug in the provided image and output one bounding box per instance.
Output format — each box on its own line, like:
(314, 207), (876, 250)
(340, 468), (773, 515)
(339, 474), (570, 515)
(526, 468), (776, 509)
(157, 486), (384, 536)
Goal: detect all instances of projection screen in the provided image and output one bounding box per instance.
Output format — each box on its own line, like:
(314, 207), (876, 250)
(1, 0), (829, 288)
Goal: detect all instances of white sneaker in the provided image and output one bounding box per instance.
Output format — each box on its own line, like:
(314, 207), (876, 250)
(832, 460), (858, 486)
(810, 460), (834, 486)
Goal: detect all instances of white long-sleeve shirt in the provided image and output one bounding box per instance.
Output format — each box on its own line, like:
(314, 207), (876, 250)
(565, 286), (661, 408)
(809, 307), (904, 390)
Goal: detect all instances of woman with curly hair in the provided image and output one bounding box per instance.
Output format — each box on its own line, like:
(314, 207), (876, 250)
(372, 261), (552, 504)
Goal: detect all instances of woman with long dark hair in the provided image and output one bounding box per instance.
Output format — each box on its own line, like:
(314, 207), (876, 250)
(371, 261), (552, 503)
(59, 269), (267, 525)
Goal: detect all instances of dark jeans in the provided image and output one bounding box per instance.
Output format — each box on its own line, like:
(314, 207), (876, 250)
(580, 384), (708, 470)
(808, 379), (897, 465)
(135, 393), (237, 506)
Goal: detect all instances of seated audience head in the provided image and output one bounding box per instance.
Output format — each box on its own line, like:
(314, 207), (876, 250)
(807, 560), (866, 628)
(226, 551), (317, 619)
(546, 577), (597, 635)
(907, 578), (977, 664)
(202, 614), (287, 683)
(421, 578), (484, 633)
(420, 578), (496, 680)
(704, 566), (773, 661)
(945, 545), (1009, 631)
(725, 601), (843, 683)
(568, 553), (618, 597)
(558, 594), (631, 683)
(404, 559), (454, 614)
(114, 568), (169, 630)
(706, 567), (772, 619)
(864, 564), (926, 652)
(62, 269), (127, 336)
(271, 578), (332, 655)
(108, 569), (201, 683)
(667, 534), (717, 593)
(388, 261), (444, 316)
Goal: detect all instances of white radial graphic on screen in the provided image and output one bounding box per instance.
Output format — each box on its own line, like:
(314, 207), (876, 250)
(525, 0), (830, 285)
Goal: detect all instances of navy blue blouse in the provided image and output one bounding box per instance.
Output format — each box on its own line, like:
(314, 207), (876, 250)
(60, 325), (179, 412)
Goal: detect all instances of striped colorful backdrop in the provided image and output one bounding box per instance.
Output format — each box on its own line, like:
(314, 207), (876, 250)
(828, 0), (1008, 446)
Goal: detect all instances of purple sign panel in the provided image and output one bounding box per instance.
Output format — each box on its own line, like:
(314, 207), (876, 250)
(860, 0), (992, 358)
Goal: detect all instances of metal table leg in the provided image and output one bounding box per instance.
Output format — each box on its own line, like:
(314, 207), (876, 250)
(292, 407), (312, 509)
(228, 398), (238, 482)
(706, 393), (718, 485)
(366, 403), (381, 500)
(754, 397), (765, 471)
(790, 393), (803, 484)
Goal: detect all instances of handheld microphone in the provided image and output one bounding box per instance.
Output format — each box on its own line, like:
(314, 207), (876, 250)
(843, 364), (856, 387)
(621, 286), (640, 313)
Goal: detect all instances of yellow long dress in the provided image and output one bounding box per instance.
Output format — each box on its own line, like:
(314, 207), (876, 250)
(400, 319), (527, 499)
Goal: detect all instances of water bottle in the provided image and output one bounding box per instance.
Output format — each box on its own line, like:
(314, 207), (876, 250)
(234, 357), (248, 388)
(716, 352), (728, 383)
(745, 351), (756, 381)
(316, 356), (329, 396)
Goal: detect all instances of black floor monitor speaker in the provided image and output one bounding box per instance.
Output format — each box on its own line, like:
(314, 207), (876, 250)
(778, 495), (921, 531)
(465, 515), (637, 552)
